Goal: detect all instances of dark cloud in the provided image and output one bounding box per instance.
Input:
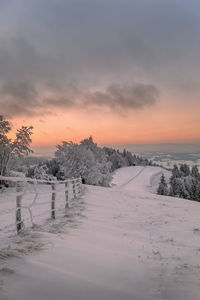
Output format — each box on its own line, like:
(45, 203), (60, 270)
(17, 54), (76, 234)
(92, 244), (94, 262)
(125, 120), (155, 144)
(1, 81), (38, 100)
(44, 82), (159, 114)
(0, 81), (158, 117)
(0, 81), (39, 117)
(84, 83), (158, 111)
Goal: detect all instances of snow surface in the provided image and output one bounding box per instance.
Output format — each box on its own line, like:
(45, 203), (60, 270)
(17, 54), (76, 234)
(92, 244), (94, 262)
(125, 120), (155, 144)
(1, 166), (200, 300)
(0, 181), (75, 248)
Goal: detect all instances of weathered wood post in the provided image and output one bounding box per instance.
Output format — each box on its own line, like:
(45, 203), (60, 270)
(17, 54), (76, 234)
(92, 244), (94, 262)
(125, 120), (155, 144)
(76, 178), (80, 194)
(78, 177), (82, 194)
(16, 181), (23, 234)
(65, 181), (69, 209)
(72, 179), (76, 198)
(51, 182), (56, 219)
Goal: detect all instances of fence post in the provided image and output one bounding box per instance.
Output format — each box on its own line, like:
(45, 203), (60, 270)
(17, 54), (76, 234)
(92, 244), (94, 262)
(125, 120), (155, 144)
(16, 181), (23, 234)
(65, 181), (69, 209)
(72, 179), (76, 198)
(78, 177), (82, 194)
(51, 182), (56, 219)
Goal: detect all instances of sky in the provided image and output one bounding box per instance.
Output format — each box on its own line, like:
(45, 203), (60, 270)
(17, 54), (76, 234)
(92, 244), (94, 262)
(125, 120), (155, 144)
(0, 0), (200, 153)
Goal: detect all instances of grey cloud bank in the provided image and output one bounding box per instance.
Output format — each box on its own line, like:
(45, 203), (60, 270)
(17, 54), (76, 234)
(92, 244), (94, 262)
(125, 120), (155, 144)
(0, 81), (159, 117)
(84, 83), (158, 111)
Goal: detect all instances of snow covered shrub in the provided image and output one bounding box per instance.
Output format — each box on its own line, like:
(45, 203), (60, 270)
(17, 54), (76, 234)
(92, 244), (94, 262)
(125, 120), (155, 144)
(26, 164), (56, 181)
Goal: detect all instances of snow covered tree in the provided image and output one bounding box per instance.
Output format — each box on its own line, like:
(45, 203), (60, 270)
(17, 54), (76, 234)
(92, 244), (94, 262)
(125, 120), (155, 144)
(103, 146), (152, 170)
(80, 136), (97, 151)
(55, 139), (112, 186)
(169, 177), (183, 197)
(180, 164), (190, 177)
(171, 164), (181, 178)
(33, 165), (49, 180)
(186, 179), (200, 201)
(80, 136), (112, 184)
(191, 165), (200, 179)
(46, 159), (65, 180)
(0, 116), (33, 177)
(0, 116), (11, 177)
(109, 151), (126, 171)
(167, 162), (200, 202)
(196, 182), (200, 202)
(157, 174), (168, 195)
(177, 180), (188, 199)
(122, 149), (136, 166)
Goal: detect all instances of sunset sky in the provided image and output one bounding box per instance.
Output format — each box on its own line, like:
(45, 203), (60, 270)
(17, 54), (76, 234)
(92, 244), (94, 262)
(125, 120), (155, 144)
(0, 0), (200, 153)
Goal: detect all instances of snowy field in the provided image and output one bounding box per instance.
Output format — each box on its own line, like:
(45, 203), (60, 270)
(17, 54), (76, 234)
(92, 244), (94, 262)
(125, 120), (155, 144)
(1, 166), (200, 300)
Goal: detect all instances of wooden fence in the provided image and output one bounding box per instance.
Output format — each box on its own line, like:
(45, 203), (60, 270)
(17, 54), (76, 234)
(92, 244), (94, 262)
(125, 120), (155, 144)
(0, 176), (82, 234)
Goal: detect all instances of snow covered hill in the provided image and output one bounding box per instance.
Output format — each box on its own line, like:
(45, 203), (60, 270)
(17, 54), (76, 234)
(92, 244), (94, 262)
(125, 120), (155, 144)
(112, 165), (171, 193)
(1, 166), (200, 300)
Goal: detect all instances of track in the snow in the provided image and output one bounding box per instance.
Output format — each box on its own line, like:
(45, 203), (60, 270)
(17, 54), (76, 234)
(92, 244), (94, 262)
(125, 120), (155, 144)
(119, 166), (146, 188)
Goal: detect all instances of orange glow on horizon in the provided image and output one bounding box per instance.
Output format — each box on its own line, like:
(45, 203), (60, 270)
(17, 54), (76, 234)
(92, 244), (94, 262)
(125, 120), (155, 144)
(9, 97), (200, 149)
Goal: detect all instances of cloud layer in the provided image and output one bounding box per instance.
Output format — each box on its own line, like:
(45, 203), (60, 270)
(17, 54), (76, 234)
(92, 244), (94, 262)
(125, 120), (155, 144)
(0, 0), (200, 118)
(0, 81), (159, 117)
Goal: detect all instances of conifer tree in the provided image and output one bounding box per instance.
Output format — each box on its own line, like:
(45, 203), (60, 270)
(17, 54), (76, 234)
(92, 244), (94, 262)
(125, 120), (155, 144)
(191, 165), (199, 179)
(171, 164), (181, 178)
(180, 164), (190, 177)
(157, 174), (168, 195)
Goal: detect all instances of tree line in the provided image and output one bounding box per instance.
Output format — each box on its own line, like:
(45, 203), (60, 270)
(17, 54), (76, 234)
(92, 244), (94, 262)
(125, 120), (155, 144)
(157, 164), (200, 202)
(26, 136), (153, 186)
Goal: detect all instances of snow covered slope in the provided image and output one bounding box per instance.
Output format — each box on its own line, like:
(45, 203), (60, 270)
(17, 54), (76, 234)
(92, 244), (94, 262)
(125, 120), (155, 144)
(1, 166), (200, 300)
(112, 166), (170, 193)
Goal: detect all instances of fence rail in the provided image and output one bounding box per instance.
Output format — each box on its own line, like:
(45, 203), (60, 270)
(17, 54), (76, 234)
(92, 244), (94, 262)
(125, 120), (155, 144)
(0, 175), (82, 235)
(0, 175), (77, 184)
